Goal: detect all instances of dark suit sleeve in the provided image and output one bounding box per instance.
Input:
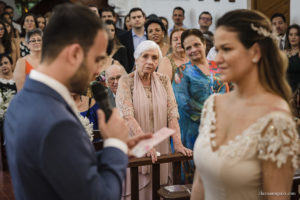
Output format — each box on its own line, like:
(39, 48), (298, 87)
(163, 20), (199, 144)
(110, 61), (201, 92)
(40, 120), (128, 200)
(113, 47), (129, 72)
(119, 31), (134, 73)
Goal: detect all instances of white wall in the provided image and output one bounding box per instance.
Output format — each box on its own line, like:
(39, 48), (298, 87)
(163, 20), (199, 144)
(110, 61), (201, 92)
(140, 0), (248, 31)
(111, 0), (249, 32)
(290, 0), (300, 25)
(112, 0), (300, 32)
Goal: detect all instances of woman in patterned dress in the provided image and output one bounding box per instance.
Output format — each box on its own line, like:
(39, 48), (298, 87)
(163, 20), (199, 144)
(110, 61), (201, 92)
(172, 29), (229, 183)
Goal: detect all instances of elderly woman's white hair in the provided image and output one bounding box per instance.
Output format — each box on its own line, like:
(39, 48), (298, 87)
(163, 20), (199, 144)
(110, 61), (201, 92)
(134, 40), (163, 60)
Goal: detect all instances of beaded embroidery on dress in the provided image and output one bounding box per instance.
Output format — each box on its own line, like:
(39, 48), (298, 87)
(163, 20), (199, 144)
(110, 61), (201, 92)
(193, 94), (299, 200)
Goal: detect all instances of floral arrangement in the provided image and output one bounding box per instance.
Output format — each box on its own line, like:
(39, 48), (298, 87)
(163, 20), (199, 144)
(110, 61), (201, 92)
(78, 114), (94, 141)
(0, 88), (16, 121)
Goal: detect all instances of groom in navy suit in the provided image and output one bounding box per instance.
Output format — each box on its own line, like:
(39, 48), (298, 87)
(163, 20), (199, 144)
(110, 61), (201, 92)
(4, 4), (149, 200)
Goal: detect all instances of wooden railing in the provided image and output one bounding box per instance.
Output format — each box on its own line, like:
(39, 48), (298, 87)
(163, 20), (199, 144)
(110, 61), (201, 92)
(92, 131), (193, 200)
(128, 153), (193, 200)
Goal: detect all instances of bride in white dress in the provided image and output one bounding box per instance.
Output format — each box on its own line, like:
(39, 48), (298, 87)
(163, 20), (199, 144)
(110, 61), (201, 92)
(191, 9), (299, 200)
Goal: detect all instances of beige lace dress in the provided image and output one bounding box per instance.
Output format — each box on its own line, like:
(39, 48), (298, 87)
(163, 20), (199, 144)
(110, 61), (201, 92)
(193, 94), (299, 200)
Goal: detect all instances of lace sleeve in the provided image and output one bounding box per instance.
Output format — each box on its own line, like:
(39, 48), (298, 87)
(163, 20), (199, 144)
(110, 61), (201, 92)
(257, 114), (299, 169)
(116, 75), (144, 137)
(116, 75), (134, 118)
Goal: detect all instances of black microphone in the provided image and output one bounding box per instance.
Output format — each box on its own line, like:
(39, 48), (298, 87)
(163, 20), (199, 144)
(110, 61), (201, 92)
(91, 81), (112, 122)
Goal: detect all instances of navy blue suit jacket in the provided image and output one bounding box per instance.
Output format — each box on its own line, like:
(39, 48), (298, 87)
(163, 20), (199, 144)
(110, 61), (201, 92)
(4, 78), (128, 200)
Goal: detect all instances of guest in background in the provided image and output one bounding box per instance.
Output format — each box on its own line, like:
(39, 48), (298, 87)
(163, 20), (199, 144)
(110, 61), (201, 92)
(159, 16), (170, 44)
(192, 9), (298, 200)
(158, 28), (188, 81)
(0, 1), (5, 16)
(173, 29), (229, 183)
(119, 7), (147, 73)
(198, 12), (214, 55)
(123, 14), (131, 31)
(36, 15), (46, 31)
(44, 12), (52, 25)
(287, 51), (300, 93)
(101, 7), (126, 39)
(198, 11), (213, 36)
(0, 20), (18, 68)
(14, 28), (42, 91)
(19, 13), (37, 57)
(88, 4), (100, 17)
(116, 40), (192, 200)
(3, 5), (20, 33)
(1, 12), (11, 24)
(105, 64), (127, 107)
(145, 18), (169, 56)
(3, 18), (19, 40)
(285, 24), (300, 58)
(160, 16), (169, 33)
(285, 24), (300, 93)
(105, 20), (128, 71)
(71, 92), (99, 131)
(0, 54), (15, 84)
(271, 13), (288, 50)
(0, 54), (16, 126)
(168, 7), (187, 36)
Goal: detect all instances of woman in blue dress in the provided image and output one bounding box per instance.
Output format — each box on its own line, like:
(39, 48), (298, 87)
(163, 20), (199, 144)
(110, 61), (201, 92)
(172, 29), (229, 183)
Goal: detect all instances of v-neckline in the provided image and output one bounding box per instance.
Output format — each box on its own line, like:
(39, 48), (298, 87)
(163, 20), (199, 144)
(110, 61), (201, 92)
(192, 63), (211, 77)
(207, 94), (290, 153)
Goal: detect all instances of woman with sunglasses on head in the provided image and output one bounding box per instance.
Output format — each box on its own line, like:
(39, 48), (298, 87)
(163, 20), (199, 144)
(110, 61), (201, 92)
(14, 28), (42, 91)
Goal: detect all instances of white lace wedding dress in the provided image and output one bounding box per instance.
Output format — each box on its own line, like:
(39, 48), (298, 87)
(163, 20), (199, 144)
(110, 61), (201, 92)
(193, 94), (299, 200)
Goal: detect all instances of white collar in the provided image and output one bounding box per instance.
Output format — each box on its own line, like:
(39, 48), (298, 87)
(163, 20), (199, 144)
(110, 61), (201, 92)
(29, 70), (79, 115)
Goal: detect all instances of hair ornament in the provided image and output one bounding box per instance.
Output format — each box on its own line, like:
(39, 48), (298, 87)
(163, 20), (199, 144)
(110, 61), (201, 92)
(250, 23), (277, 40)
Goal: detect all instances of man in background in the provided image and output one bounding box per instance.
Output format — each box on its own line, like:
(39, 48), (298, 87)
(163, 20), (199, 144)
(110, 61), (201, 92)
(100, 7), (126, 39)
(119, 7), (147, 73)
(105, 64), (126, 107)
(198, 11), (214, 55)
(271, 13), (288, 50)
(168, 7), (187, 35)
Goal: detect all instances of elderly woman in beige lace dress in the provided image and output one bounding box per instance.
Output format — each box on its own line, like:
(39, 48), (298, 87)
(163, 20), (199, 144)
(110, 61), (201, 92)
(116, 40), (192, 200)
